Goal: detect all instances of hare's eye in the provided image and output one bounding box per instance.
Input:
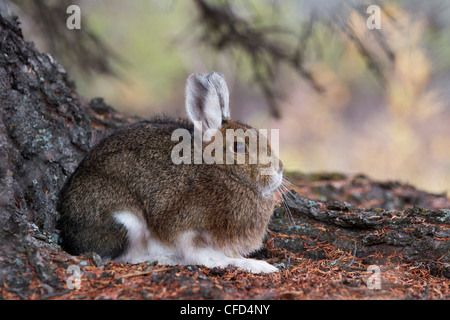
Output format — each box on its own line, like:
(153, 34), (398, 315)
(233, 141), (248, 154)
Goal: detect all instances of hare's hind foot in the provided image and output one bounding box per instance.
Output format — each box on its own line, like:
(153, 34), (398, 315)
(176, 245), (278, 274)
(228, 258), (279, 274)
(176, 231), (278, 274)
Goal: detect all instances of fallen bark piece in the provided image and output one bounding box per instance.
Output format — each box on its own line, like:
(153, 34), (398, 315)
(269, 190), (449, 278)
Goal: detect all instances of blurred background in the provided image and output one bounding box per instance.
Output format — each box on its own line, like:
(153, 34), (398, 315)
(9, 0), (450, 195)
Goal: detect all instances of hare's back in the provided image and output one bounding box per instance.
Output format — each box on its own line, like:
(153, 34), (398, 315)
(82, 118), (191, 162)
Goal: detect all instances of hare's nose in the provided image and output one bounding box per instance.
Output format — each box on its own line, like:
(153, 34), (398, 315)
(278, 161), (284, 174)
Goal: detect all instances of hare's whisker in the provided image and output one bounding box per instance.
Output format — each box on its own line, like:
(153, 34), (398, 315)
(277, 186), (294, 224)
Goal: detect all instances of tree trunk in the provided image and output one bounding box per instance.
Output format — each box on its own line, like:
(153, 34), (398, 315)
(0, 9), (448, 299)
(0, 11), (136, 298)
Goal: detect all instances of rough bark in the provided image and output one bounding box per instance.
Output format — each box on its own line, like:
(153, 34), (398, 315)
(0, 10), (448, 299)
(268, 189), (449, 277)
(0, 11), (135, 298)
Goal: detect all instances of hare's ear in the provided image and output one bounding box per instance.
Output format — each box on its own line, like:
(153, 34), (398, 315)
(185, 73), (222, 141)
(206, 72), (230, 118)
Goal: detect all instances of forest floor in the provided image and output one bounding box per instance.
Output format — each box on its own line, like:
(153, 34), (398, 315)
(3, 172), (448, 300)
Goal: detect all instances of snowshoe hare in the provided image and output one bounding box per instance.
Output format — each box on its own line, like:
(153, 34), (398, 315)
(57, 72), (283, 273)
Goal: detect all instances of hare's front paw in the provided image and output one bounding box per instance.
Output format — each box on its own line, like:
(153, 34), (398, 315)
(234, 258), (279, 274)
